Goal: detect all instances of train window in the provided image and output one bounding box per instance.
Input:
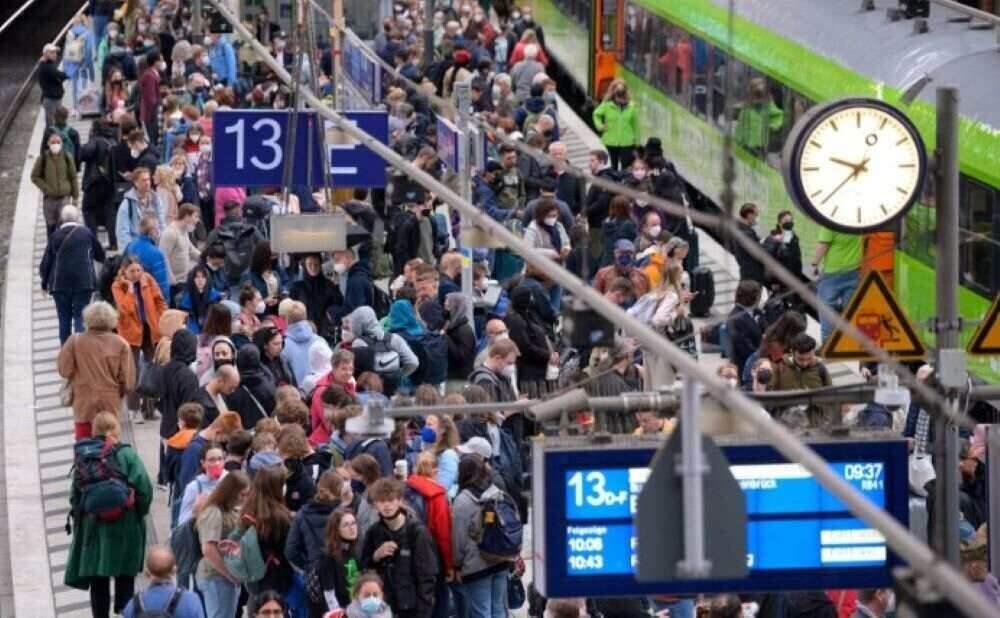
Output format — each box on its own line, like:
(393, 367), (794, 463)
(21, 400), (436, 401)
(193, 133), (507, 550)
(689, 36), (711, 119)
(960, 178), (997, 295)
(623, 3), (645, 76)
(711, 51), (753, 131)
(732, 70), (784, 162)
(654, 26), (692, 105)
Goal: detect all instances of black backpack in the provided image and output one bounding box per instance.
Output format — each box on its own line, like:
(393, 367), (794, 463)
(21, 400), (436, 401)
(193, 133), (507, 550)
(689, 266), (715, 317)
(221, 226), (257, 285)
(99, 253), (125, 304)
(132, 587), (184, 617)
(404, 485), (428, 524)
(371, 284), (392, 318)
(72, 438), (135, 522)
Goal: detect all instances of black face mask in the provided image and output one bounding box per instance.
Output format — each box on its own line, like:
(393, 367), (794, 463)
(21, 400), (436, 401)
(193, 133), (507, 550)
(214, 358), (234, 371)
(781, 221), (794, 231)
(756, 369), (773, 384)
(380, 508), (402, 522)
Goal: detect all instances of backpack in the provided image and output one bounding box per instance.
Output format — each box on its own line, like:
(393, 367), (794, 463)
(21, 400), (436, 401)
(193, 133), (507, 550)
(371, 284), (391, 318)
(224, 523), (268, 583)
(491, 428), (524, 501)
(404, 485), (428, 525)
(132, 587), (184, 618)
(221, 227), (256, 284)
(243, 195), (273, 239)
(72, 438), (135, 522)
(411, 332), (448, 386)
(476, 489), (523, 563)
(169, 515), (203, 577)
(99, 251), (125, 304)
(64, 30), (86, 63)
(358, 335), (402, 390)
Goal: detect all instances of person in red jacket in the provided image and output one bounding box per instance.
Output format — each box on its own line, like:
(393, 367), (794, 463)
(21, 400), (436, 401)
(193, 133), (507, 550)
(138, 50), (164, 147)
(407, 451), (454, 618)
(308, 349), (357, 446)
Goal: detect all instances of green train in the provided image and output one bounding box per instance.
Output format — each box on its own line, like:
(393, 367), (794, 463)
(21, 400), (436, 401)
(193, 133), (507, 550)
(526, 0), (1000, 383)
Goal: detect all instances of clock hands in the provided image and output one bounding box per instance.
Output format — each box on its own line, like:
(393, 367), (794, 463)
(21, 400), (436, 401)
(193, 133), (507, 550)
(829, 157), (869, 174)
(821, 157), (870, 206)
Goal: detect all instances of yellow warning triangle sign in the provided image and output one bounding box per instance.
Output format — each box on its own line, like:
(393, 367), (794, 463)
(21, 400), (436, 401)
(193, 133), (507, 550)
(967, 296), (1000, 356)
(820, 271), (926, 361)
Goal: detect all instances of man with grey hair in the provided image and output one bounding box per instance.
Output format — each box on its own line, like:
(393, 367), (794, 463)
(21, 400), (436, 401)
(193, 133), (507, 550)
(40, 204), (106, 343)
(510, 43), (545, 100)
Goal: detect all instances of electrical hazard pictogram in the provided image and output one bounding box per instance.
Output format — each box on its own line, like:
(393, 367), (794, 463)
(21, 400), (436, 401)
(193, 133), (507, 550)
(820, 271), (926, 361)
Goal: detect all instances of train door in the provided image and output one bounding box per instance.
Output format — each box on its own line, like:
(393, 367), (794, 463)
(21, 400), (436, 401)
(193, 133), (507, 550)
(592, 0), (623, 98)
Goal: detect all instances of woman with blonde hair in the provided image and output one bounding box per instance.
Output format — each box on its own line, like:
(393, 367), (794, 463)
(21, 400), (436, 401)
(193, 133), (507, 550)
(593, 78), (639, 170)
(421, 414), (460, 494)
(154, 164), (181, 222)
(407, 450), (454, 610)
(64, 411), (153, 618)
(58, 301), (135, 439)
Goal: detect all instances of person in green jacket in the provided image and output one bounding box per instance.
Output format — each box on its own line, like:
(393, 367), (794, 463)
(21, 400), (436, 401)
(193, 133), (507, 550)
(735, 76), (785, 157)
(592, 79), (640, 171)
(64, 411), (153, 618)
(31, 131), (79, 238)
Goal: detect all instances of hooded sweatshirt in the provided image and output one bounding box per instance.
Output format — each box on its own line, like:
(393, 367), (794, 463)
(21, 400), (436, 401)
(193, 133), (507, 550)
(285, 499), (340, 569)
(349, 306), (420, 380)
(226, 344), (276, 428)
(406, 474), (455, 573)
(443, 293), (477, 381)
(159, 329), (200, 439)
(282, 320), (329, 385)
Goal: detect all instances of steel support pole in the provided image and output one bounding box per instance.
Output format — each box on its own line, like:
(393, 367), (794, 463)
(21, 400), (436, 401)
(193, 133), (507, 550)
(455, 79), (475, 326)
(202, 7), (1000, 613)
(193, 0), (204, 41)
(330, 0), (344, 110)
(677, 379), (710, 577)
(989, 426), (1000, 574)
(422, 0), (434, 72)
(932, 86), (962, 568)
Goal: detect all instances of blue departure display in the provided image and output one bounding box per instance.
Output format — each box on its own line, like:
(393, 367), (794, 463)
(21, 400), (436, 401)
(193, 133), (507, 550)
(538, 440), (908, 597)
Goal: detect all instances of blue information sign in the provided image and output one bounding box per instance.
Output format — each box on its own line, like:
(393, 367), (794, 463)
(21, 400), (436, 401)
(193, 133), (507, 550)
(212, 109), (388, 188)
(437, 116), (461, 173)
(342, 37), (379, 103)
(534, 439), (908, 597)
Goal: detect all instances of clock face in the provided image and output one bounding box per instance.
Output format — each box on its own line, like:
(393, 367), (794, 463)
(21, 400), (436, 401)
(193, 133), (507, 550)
(783, 99), (927, 233)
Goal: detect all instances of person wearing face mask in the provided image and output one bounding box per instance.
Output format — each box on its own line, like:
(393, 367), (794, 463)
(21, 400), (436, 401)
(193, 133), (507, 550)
(504, 285), (557, 398)
(33, 132), (81, 238)
(205, 33), (238, 86)
(237, 283), (266, 337)
(113, 255), (168, 423)
(470, 338), (519, 404)
(335, 248), (375, 323)
(225, 344), (277, 429)
(594, 239), (651, 298)
(750, 358), (773, 394)
(763, 209), (803, 288)
(138, 50), (164, 146)
(178, 443), (228, 526)
(344, 573), (393, 618)
(593, 79), (639, 170)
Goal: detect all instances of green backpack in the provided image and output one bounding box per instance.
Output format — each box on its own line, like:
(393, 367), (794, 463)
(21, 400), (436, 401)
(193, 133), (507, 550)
(223, 524), (267, 583)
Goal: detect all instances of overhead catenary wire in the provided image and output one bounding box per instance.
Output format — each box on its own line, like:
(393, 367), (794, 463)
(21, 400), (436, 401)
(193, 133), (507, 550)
(309, 2), (989, 446)
(198, 4), (1000, 613)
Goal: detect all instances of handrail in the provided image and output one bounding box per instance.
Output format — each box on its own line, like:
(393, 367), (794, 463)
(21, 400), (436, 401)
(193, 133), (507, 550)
(0, 2), (87, 147)
(930, 0), (1000, 26)
(0, 0), (40, 39)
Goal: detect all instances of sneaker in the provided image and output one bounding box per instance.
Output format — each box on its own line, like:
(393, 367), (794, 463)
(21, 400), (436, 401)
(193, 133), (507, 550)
(131, 409), (144, 424)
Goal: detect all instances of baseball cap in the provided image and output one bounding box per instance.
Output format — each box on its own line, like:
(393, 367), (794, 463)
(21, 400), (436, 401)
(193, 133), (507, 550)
(457, 436), (492, 459)
(485, 160), (504, 174)
(614, 239), (635, 253)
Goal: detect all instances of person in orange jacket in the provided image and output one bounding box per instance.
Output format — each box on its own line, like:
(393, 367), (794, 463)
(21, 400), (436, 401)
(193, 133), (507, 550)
(112, 254), (168, 423)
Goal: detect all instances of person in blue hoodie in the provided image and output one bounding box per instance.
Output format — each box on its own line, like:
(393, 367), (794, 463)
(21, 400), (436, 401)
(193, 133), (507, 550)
(63, 14), (94, 115)
(332, 248), (374, 324)
(125, 215), (171, 300)
(206, 33), (237, 86)
(282, 300), (332, 386)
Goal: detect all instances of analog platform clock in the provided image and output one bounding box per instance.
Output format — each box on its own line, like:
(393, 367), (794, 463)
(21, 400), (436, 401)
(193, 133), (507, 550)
(781, 98), (928, 233)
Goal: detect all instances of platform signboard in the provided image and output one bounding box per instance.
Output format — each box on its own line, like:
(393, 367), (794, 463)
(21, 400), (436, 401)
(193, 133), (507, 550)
(437, 116), (460, 173)
(532, 437), (908, 598)
(213, 109), (388, 188)
(342, 36), (380, 103)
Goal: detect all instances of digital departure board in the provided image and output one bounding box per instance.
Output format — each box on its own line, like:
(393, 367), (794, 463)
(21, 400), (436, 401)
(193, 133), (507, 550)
(533, 439), (908, 597)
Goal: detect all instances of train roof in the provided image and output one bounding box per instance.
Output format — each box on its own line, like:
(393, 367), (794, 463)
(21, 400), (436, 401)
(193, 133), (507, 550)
(711, 0), (1000, 130)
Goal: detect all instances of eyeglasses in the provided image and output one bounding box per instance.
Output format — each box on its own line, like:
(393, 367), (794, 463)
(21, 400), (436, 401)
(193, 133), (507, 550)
(340, 521), (358, 529)
(257, 610), (284, 617)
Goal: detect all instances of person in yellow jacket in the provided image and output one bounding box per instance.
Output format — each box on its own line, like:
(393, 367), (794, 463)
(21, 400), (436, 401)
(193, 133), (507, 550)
(593, 79), (640, 170)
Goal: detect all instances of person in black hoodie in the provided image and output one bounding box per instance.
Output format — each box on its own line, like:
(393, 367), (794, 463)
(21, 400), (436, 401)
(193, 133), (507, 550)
(226, 344), (277, 429)
(360, 478), (439, 618)
(254, 326), (298, 388)
(158, 328), (201, 442)
(306, 509), (361, 618)
(505, 285), (554, 390)
(278, 425), (317, 513)
(39, 44), (67, 126)
(78, 119), (119, 249)
(334, 249), (375, 324)
(443, 292), (476, 385)
(286, 470), (343, 570)
(289, 253), (341, 335)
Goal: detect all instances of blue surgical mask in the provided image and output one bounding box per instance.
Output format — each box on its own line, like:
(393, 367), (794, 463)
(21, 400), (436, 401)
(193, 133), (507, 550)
(616, 253), (634, 268)
(421, 426), (438, 445)
(360, 596), (382, 615)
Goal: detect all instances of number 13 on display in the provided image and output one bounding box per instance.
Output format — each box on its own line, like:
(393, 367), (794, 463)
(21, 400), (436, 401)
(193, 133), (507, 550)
(223, 118), (283, 170)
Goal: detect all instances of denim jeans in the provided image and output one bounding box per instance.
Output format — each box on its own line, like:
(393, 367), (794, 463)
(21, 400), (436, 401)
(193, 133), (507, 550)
(198, 575), (240, 618)
(457, 571), (508, 618)
(52, 289), (92, 344)
(817, 269), (860, 341)
(92, 15), (108, 41)
(548, 284), (563, 314)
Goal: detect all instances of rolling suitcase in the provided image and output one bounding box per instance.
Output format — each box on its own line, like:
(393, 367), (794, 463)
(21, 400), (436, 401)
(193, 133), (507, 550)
(689, 265), (715, 317)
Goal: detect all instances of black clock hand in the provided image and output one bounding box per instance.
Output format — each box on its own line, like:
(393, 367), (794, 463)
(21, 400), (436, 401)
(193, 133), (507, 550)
(821, 168), (860, 205)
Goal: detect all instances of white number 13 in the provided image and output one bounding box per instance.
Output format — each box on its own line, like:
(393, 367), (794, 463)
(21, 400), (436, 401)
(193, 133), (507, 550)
(224, 118), (283, 171)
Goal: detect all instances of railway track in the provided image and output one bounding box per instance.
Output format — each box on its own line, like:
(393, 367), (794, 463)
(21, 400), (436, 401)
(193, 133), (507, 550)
(0, 0), (87, 147)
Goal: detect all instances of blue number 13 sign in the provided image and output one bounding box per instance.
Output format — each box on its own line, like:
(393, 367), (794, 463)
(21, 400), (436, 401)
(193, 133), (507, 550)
(212, 109), (389, 188)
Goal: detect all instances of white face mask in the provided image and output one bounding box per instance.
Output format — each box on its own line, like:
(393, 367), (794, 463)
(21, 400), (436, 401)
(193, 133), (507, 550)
(647, 225), (661, 238)
(342, 330), (355, 343)
(502, 364), (517, 377)
(200, 145), (211, 154)
(544, 216), (558, 226)
(333, 262), (348, 275)
(157, 61), (167, 72)
(255, 300), (266, 314)
(727, 378), (738, 389)
(633, 169), (647, 180)
(477, 280), (489, 292)
(130, 148), (141, 158)
(49, 143), (62, 154)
